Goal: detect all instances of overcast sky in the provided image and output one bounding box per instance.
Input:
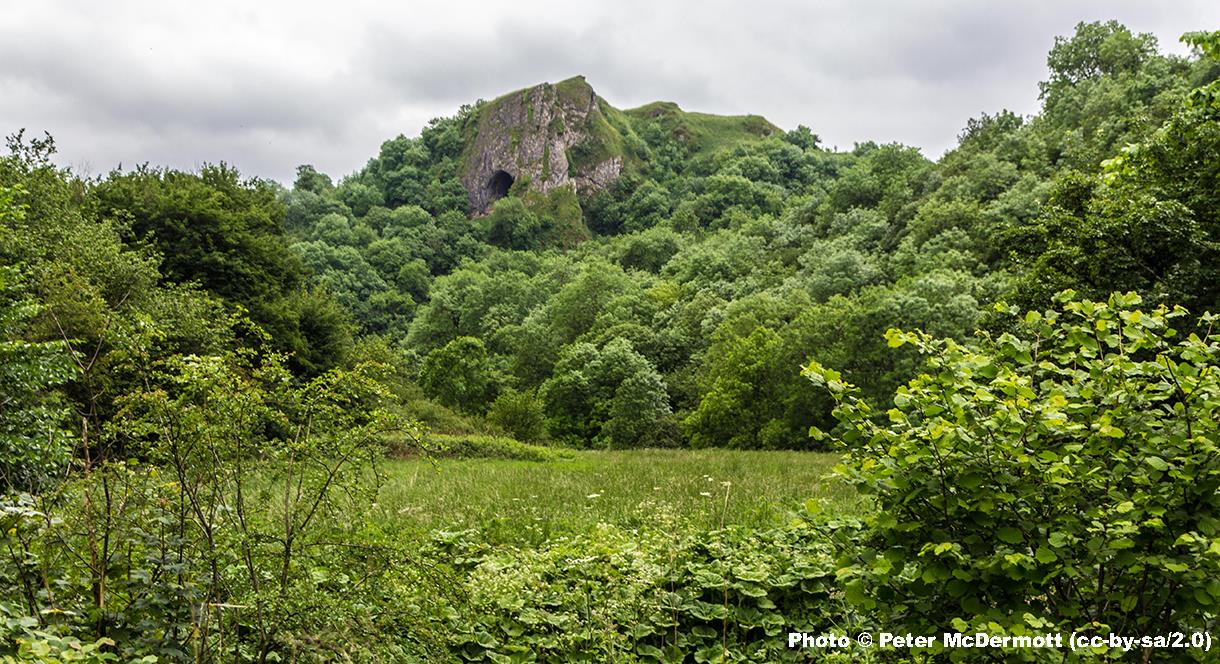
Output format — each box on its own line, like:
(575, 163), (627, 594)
(1, 1), (1216, 184)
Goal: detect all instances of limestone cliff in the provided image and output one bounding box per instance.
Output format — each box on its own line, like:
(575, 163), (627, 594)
(462, 76), (629, 215)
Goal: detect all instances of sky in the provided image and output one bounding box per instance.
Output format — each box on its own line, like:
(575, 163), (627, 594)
(1, 1), (1216, 185)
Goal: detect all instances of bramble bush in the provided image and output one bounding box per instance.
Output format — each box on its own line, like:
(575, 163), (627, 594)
(805, 291), (1220, 661)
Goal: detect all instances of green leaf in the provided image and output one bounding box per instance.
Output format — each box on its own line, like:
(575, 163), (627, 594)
(997, 527), (1023, 544)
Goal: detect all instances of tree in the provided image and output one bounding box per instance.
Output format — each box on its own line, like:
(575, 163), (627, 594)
(1032, 21), (1204, 172)
(334, 179), (383, 217)
(1, 141), (235, 447)
(540, 339), (671, 448)
(486, 197), (547, 250)
(95, 165), (352, 375)
(419, 336), (500, 414)
(114, 351), (410, 660)
(783, 125), (821, 151)
(1010, 36), (1220, 313)
(293, 164), (334, 195)
(1042, 21), (1157, 93)
(488, 388), (546, 442)
(683, 326), (787, 449)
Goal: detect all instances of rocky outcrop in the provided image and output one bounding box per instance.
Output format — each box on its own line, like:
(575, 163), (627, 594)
(462, 76), (626, 215)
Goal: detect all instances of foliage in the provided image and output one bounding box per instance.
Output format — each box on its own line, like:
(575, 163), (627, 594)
(419, 336), (502, 415)
(0, 190), (75, 492)
(411, 433), (566, 462)
(0, 138), (236, 449)
(94, 165), (352, 376)
(0, 348), (420, 661)
(433, 521), (861, 663)
(1009, 33), (1220, 313)
(486, 196), (548, 250)
(487, 388), (547, 442)
(806, 291), (1220, 659)
(3, 18), (1220, 661)
(540, 338), (673, 448)
(257, 20), (1218, 449)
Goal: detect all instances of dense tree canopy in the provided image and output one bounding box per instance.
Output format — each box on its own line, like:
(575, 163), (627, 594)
(243, 21), (1216, 449)
(3, 21), (1217, 454)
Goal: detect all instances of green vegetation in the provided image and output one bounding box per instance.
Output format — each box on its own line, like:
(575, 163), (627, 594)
(0, 259), (73, 492)
(808, 290), (1220, 659)
(378, 449), (860, 542)
(554, 75), (595, 107)
(2, 20), (1220, 663)
(403, 432), (567, 462)
(625, 101), (781, 158)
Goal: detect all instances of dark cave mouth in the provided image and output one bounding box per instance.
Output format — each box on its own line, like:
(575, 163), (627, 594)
(488, 170), (514, 202)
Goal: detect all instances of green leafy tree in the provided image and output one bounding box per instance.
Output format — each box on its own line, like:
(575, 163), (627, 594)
(1042, 20), (1157, 91)
(334, 179), (383, 217)
(683, 326), (787, 449)
(0, 271), (74, 492)
(1, 144), (234, 449)
(114, 351), (410, 661)
(95, 165), (353, 375)
(486, 197), (548, 250)
(1010, 34), (1220, 313)
(419, 336), (500, 414)
(540, 339), (671, 448)
(487, 388), (547, 442)
(292, 164), (334, 195)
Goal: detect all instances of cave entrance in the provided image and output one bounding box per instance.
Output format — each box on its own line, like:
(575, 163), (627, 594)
(488, 170), (514, 202)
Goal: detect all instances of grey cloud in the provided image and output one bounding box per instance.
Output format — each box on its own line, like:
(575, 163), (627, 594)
(0, 0), (1216, 183)
(357, 13), (718, 110)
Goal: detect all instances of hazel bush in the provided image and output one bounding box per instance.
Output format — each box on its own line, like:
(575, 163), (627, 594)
(805, 291), (1220, 660)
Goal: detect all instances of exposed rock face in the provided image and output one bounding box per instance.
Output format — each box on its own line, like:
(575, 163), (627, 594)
(462, 76), (625, 215)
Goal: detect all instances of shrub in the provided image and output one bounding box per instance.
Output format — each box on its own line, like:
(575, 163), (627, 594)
(805, 291), (1220, 659)
(411, 433), (566, 462)
(487, 388), (547, 442)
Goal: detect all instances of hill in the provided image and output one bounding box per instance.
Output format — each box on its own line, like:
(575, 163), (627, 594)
(461, 75), (781, 214)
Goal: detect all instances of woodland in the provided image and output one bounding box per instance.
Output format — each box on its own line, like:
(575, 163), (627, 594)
(1, 21), (1220, 663)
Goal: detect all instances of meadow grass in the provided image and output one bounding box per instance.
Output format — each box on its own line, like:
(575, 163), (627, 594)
(374, 448), (864, 546)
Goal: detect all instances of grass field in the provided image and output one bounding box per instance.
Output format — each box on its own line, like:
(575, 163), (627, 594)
(375, 448), (865, 546)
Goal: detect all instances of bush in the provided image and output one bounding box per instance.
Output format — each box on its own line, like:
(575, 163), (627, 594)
(487, 388), (547, 442)
(418, 433), (567, 462)
(396, 383), (501, 436)
(806, 291), (1220, 659)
